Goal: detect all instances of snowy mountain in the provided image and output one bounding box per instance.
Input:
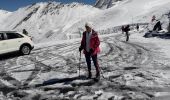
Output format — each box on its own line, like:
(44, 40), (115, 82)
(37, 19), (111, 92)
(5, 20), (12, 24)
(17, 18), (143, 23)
(94, 0), (125, 9)
(0, 1), (99, 43)
(0, 9), (11, 24)
(66, 0), (170, 34)
(1, 0), (170, 43)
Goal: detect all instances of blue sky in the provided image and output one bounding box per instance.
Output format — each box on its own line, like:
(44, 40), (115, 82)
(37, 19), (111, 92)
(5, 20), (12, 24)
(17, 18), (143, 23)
(0, 0), (95, 11)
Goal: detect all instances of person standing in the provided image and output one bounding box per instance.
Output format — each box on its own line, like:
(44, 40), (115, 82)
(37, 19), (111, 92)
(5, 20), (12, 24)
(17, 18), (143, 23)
(124, 25), (130, 41)
(136, 24), (139, 31)
(79, 22), (100, 79)
(121, 26), (125, 34)
(23, 29), (29, 36)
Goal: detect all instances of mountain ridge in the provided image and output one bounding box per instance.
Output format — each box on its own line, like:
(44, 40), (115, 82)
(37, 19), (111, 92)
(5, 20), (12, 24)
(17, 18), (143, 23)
(0, 1), (99, 43)
(1, 0), (170, 43)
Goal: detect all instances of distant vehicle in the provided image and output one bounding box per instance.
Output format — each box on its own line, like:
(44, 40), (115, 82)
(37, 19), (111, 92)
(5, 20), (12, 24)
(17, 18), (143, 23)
(0, 31), (34, 55)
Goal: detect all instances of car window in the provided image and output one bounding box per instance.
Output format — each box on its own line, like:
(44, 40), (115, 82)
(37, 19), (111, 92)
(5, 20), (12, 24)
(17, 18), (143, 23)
(6, 33), (24, 40)
(0, 33), (4, 41)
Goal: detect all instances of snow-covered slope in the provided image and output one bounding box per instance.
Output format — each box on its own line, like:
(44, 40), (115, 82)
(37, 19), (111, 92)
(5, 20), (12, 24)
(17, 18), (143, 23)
(67, 0), (170, 33)
(94, 0), (125, 9)
(1, 25), (170, 100)
(0, 9), (11, 24)
(1, 0), (170, 43)
(0, 2), (99, 43)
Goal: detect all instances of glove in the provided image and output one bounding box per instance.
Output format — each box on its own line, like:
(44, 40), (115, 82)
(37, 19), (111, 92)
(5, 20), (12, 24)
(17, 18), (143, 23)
(79, 46), (83, 52)
(89, 48), (94, 54)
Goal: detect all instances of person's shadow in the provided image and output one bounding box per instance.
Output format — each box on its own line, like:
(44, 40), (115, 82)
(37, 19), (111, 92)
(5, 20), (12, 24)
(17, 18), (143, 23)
(34, 75), (97, 88)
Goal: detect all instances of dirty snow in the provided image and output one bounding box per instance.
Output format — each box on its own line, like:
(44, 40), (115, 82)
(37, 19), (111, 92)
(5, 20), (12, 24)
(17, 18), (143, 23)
(0, 0), (170, 100)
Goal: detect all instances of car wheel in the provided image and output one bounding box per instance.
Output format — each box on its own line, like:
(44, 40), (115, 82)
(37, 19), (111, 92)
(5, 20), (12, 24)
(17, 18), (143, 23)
(20, 45), (31, 55)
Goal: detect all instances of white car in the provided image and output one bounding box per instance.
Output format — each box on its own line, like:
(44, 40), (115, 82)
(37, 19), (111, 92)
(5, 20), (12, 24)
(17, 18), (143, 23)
(0, 31), (34, 55)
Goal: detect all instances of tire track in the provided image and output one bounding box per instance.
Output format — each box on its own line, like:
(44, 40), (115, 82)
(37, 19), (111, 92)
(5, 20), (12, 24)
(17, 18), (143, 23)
(0, 67), (22, 88)
(0, 41), (80, 94)
(0, 30), (156, 99)
(17, 43), (79, 86)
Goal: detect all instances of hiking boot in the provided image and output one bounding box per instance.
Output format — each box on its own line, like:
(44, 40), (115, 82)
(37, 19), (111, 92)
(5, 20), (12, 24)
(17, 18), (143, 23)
(87, 72), (92, 79)
(96, 72), (100, 78)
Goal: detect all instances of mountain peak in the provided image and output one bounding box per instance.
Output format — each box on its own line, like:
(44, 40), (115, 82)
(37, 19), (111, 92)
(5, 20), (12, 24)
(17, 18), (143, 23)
(24, 1), (86, 13)
(94, 0), (124, 9)
(32, 1), (84, 8)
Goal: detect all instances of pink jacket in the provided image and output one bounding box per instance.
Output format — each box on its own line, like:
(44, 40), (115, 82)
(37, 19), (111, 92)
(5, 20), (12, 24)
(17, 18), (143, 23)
(80, 30), (100, 55)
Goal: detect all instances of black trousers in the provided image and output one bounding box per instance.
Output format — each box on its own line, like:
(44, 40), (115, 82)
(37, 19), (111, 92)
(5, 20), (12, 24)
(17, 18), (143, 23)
(125, 32), (129, 41)
(85, 52), (99, 74)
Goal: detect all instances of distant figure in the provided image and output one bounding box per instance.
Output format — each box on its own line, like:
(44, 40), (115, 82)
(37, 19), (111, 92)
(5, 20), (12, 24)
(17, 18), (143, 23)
(148, 15), (158, 32)
(136, 24), (139, 31)
(23, 29), (29, 35)
(124, 25), (130, 41)
(121, 26), (125, 34)
(151, 15), (156, 22)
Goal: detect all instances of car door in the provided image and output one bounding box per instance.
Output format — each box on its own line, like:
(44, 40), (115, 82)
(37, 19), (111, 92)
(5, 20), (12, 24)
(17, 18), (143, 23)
(5, 33), (24, 52)
(0, 33), (8, 54)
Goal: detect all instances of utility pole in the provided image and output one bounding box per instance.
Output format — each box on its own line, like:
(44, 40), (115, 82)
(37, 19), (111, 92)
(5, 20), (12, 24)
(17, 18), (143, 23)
(166, 12), (170, 33)
(168, 12), (170, 33)
(132, 16), (134, 25)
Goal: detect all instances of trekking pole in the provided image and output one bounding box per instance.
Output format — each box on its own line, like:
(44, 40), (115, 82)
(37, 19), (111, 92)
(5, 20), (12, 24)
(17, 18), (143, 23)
(79, 51), (81, 77)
